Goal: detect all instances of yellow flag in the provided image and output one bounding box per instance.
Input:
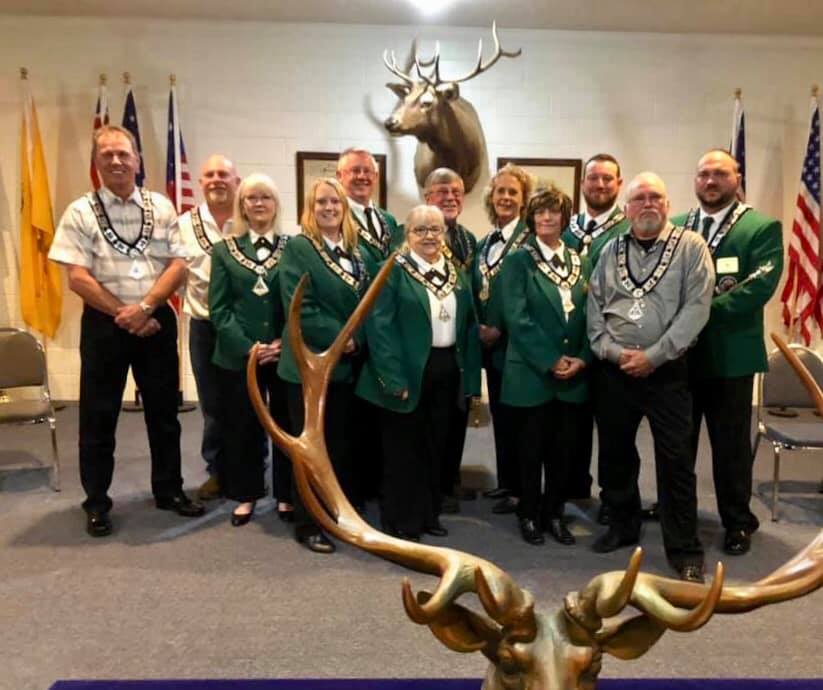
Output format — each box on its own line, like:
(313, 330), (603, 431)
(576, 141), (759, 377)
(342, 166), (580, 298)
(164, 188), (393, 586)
(20, 97), (62, 338)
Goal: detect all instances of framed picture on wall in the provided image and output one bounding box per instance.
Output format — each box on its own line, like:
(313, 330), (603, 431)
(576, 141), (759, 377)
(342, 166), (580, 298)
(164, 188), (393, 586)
(295, 151), (388, 218)
(496, 157), (582, 211)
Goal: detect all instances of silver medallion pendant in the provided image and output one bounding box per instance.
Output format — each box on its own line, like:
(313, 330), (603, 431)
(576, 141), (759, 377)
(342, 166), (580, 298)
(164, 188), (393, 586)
(252, 268), (269, 296)
(438, 303), (451, 323)
(562, 297), (575, 314)
(628, 299), (645, 321)
(128, 259), (145, 280)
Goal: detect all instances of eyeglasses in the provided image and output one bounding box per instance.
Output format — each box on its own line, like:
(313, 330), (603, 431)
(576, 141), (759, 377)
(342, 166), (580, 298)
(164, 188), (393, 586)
(428, 187), (464, 199)
(343, 166), (376, 177)
(409, 225), (445, 237)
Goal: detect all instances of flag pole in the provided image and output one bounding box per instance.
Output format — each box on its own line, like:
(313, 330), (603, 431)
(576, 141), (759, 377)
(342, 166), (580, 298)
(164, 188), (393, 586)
(813, 83), (821, 343)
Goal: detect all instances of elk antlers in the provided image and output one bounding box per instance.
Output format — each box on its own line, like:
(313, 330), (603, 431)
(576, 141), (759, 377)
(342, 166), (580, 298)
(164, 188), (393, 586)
(247, 256), (537, 660)
(383, 21), (522, 89)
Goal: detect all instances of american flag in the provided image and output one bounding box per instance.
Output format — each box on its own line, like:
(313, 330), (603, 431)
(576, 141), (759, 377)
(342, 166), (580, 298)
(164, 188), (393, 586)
(89, 78), (109, 190)
(781, 97), (821, 344)
(165, 84), (195, 214)
(730, 92), (746, 199)
(121, 87), (146, 187)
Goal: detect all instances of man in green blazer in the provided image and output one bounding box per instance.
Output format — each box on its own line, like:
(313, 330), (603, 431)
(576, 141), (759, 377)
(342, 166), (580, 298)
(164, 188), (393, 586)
(672, 149), (783, 557)
(561, 153), (631, 507)
(337, 147), (403, 274)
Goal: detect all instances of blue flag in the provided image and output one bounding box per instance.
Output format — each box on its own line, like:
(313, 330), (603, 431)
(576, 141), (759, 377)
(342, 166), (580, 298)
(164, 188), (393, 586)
(730, 95), (746, 198)
(121, 88), (146, 187)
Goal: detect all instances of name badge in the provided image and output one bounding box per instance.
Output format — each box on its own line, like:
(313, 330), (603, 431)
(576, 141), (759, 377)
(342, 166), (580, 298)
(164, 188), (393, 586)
(716, 256), (739, 274)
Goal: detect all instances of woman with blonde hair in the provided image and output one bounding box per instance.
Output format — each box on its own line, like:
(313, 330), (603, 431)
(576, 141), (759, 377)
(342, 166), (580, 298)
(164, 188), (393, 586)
(471, 163), (533, 515)
(209, 173), (293, 526)
(278, 177), (369, 553)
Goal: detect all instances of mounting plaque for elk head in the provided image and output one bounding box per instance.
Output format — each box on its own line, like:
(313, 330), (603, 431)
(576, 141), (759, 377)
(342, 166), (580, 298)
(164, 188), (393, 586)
(383, 22), (521, 194)
(248, 258), (823, 690)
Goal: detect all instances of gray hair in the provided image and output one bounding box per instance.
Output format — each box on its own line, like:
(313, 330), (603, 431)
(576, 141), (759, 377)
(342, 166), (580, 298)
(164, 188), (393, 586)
(337, 147), (379, 173)
(423, 167), (464, 194)
(404, 204), (446, 235)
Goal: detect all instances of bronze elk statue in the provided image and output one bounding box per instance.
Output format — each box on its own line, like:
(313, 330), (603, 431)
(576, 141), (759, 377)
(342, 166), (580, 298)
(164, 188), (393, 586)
(383, 22), (521, 194)
(248, 257), (823, 690)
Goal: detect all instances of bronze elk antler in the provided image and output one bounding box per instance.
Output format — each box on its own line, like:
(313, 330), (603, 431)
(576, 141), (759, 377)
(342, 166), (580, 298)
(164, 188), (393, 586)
(248, 259), (823, 690)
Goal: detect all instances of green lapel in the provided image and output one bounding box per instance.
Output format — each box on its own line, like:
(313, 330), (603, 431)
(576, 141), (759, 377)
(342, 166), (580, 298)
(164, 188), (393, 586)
(533, 269), (565, 325)
(402, 262), (434, 323)
(236, 233), (256, 260)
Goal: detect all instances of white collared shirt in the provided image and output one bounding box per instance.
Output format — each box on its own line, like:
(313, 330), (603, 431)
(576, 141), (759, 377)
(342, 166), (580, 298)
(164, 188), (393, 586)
(582, 204), (618, 229)
(323, 235), (354, 274)
(410, 250), (457, 347)
(348, 197), (383, 238)
(49, 185), (187, 303)
(486, 217), (520, 266)
(536, 237), (573, 321)
(179, 203), (233, 319)
(248, 228), (277, 261)
(700, 201), (736, 244)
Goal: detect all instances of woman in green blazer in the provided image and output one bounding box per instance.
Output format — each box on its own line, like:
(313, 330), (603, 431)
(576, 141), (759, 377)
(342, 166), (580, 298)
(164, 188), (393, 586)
(209, 173), (292, 526)
(357, 205), (481, 541)
(499, 186), (591, 546)
(278, 177), (370, 554)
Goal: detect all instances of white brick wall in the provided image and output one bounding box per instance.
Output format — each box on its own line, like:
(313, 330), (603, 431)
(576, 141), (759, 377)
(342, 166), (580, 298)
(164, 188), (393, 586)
(1, 15), (821, 399)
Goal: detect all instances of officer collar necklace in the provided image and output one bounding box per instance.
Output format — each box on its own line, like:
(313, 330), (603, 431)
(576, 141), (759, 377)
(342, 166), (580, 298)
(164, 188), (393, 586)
(397, 252), (458, 301)
(307, 234), (366, 294)
(616, 225), (684, 298)
(351, 209), (390, 256)
(524, 243), (582, 290)
(683, 202), (750, 254)
(191, 207), (217, 256)
(87, 188), (155, 258)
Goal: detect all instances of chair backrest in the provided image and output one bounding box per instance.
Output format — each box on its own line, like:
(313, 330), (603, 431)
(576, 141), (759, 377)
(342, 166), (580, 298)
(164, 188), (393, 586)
(0, 328), (47, 389)
(763, 341), (823, 409)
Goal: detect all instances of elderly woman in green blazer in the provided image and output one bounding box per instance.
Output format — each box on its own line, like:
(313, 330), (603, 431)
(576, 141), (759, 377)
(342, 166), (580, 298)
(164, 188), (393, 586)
(471, 163), (533, 515)
(209, 173), (292, 527)
(499, 186), (591, 546)
(278, 177), (370, 554)
(357, 205), (481, 541)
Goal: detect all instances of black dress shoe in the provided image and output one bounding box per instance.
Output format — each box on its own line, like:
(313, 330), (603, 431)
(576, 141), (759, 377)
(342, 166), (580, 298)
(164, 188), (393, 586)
(591, 527), (638, 553)
(546, 518), (575, 545)
(300, 532), (336, 554)
(424, 522), (448, 537)
(678, 564), (705, 583)
(86, 510), (112, 538)
(277, 509), (295, 523)
(519, 518), (545, 545)
(155, 492), (206, 517)
(723, 529), (751, 556)
(596, 503), (611, 526)
(640, 502), (660, 521)
(483, 487), (511, 499)
(440, 495), (460, 514)
(231, 503), (255, 527)
(492, 496), (518, 514)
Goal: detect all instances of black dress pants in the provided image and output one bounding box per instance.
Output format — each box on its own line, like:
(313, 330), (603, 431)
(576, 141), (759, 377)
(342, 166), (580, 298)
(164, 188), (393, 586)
(515, 398), (579, 523)
(483, 349), (519, 496)
(78, 305), (182, 513)
(287, 381), (359, 540)
(381, 347), (460, 536)
(215, 360), (291, 503)
(594, 358), (704, 568)
(566, 398), (594, 499)
(690, 371), (759, 534)
(441, 397), (470, 496)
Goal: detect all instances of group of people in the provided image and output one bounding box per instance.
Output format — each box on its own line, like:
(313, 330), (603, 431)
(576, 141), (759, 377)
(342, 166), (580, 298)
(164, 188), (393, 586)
(49, 124), (783, 582)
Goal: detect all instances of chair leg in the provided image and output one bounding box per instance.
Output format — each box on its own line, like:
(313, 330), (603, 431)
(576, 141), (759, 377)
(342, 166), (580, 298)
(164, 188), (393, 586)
(771, 443), (781, 522)
(751, 430), (761, 458)
(48, 417), (60, 492)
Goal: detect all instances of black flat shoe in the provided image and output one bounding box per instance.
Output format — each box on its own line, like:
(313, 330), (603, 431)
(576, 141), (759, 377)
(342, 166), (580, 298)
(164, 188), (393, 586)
(492, 496), (518, 514)
(277, 509), (294, 523)
(86, 510), (112, 538)
(155, 492), (205, 517)
(300, 532), (336, 554)
(440, 495), (460, 514)
(519, 518), (544, 545)
(424, 521), (448, 537)
(591, 527), (639, 553)
(546, 518), (575, 545)
(596, 503), (611, 526)
(231, 503), (255, 527)
(723, 529), (751, 555)
(483, 487), (510, 499)
(640, 502), (660, 521)
(677, 563), (705, 583)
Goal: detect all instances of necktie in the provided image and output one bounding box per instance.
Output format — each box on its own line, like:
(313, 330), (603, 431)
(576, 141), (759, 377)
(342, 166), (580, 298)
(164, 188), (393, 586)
(550, 253), (565, 269)
(701, 215), (714, 242)
(585, 219), (597, 234)
(365, 207), (380, 239)
(446, 225), (464, 264)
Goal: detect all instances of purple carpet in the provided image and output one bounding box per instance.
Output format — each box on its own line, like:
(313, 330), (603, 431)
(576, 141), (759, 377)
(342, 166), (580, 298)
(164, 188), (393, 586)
(50, 680), (823, 689)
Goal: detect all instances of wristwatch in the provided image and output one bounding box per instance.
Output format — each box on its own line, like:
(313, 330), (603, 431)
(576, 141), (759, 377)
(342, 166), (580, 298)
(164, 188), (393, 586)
(138, 301), (155, 316)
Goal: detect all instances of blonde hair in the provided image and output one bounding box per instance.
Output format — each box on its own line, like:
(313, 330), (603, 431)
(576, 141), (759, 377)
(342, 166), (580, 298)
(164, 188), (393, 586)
(482, 163), (533, 226)
(231, 173), (282, 237)
(300, 178), (359, 253)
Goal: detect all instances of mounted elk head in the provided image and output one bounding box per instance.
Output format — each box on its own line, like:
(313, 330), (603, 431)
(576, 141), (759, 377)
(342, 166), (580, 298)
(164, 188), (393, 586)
(383, 22), (521, 194)
(248, 259), (823, 690)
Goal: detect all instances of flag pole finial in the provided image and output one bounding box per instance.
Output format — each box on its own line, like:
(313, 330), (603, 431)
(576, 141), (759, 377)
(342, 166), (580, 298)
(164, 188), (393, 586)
(812, 84), (820, 99)
(99, 73), (107, 86)
(20, 67), (28, 80)
(123, 72), (131, 86)
(169, 73), (176, 86)
(734, 88), (742, 99)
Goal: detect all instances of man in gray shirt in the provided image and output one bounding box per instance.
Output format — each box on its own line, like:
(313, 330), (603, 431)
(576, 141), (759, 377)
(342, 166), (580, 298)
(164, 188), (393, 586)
(587, 172), (715, 583)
